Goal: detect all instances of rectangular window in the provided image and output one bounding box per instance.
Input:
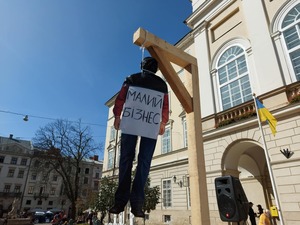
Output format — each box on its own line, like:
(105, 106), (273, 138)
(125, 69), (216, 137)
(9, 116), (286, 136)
(28, 186), (34, 194)
(39, 186), (45, 194)
(163, 215), (171, 223)
(50, 187), (56, 195)
(95, 172), (100, 179)
(162, 127), (171, 154)
(34, 160), (40, 168)
(85, 168), (89, 174)
(0, 156), (5, 163)
(10, 157), (18, 165)
(162, 179), (172, 207)
(18, 170), (25, 178)
(284, 26), (300, 50)
(110, 126), (116, 141)
(186, 176), (191, 207)
(84, 177), (88, 184)
(290, 48), (300, 81)
(20, 158), (27, 166)
(26, 200), (31, 205)
(4, 184), (11, 192)
(52, 175), (58, 182)
(94, 181), (99, 190)
(14, 185), (21, 193)
(107, 149), (115, 169)
(49, 201), (53, 206)
(42, 174), (48, 181)
(182, 118), (188, 148)
(7, 169), (15, 177)
(117, 145), (121, 165)
(37, 200), (42, 205)
(31, 173), (37, 180)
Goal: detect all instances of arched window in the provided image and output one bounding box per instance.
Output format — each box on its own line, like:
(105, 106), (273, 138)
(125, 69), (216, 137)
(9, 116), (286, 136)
(281, 2), (300, 81)
(216, 45), (252, 110)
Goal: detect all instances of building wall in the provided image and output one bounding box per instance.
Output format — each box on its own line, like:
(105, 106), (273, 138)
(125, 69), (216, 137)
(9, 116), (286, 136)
(22, 155), (103, 214)
(103, 0), (300, 224)
(0, 135), (103, 217)
(0, 136), (32, 215)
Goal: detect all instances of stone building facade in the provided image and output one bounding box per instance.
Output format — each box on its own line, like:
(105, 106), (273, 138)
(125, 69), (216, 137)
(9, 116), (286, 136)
(0, 135), (33, 217)
(0, 135), (103, 217)
(102, 0), (300, 224)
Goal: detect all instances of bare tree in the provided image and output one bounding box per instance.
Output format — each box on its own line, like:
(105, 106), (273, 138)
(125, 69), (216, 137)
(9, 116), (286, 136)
(32, 119), (100, 219)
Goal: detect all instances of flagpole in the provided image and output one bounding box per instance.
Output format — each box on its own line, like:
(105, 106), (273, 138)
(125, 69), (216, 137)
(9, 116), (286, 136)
(253, 94), (284, 225)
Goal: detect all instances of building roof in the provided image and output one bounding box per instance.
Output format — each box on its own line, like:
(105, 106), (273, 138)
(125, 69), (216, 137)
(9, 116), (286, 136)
(0, 134), (33, 150)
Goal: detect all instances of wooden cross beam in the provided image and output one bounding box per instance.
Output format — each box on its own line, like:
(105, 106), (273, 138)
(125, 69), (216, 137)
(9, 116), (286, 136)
(133, 27), (210, 225)
(133, 27), (195, 113)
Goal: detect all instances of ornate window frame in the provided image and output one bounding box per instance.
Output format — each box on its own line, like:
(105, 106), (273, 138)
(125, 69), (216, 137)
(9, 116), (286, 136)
(272, 0), (300, 83)
(211, 39), (252, 111)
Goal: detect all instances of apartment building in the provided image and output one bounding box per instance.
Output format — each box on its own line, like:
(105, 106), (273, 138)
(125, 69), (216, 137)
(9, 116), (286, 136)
(0, 135), (103, 216)
(102, 0), (300, 225)
(22, 154), (103, 214)
(0, 135), (33, 217)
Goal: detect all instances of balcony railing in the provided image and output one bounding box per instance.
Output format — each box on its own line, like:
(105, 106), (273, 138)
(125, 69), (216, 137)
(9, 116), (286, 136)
(215, 101), (256, 128)
(214, 81), (300, 128)
(286, 81), (300, 103)
(0, 192), (22, 198)
(34, 193), (49, 200)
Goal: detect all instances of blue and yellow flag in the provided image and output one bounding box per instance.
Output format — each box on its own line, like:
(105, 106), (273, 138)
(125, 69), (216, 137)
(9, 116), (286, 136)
(255, 98), (277, 136)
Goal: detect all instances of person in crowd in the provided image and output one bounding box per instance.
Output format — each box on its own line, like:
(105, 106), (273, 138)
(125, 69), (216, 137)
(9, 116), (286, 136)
(258, 209), (271, 225)
(87, 211), (93, 225)
(248, 202), (257, 225)
(76, 213), (85, 224)
(257, 204), (264, 218)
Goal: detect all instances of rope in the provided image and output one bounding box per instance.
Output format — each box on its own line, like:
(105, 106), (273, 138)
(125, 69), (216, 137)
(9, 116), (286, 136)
(140, 31), (147, 74)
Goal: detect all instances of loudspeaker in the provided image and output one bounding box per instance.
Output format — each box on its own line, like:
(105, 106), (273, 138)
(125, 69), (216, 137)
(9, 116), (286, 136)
(215, 175), (249, 222)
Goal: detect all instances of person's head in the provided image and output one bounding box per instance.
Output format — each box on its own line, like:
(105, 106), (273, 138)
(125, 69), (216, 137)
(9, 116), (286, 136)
(141, 57), (158, 73)
(249, 202), (253, 207)
(264, 209), (271, 217)
(257, 204), (262, 209)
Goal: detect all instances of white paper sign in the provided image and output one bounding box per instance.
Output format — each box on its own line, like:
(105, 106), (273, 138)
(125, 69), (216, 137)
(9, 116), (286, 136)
(120, 86), (164, 139)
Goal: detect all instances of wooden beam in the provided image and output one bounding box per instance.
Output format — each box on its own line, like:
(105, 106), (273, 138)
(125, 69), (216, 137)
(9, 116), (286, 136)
(186, 64), (210, 225)
(148, 46), (193, 113)
(133, 27), (197, 68)
(133, 27), (194, 113)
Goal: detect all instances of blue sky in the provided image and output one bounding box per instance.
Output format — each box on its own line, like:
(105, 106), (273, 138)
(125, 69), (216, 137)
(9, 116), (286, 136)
(0, 0), (192, 157)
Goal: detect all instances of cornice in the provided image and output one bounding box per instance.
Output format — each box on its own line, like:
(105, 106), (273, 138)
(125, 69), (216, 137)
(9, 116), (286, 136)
(186, 0), (235, 29)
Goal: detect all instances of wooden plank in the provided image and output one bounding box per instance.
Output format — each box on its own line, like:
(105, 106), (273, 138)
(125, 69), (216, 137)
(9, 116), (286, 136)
(133, 27), (197, 68)
(186, 64), (210, 225)
(148, 46), (193, 113)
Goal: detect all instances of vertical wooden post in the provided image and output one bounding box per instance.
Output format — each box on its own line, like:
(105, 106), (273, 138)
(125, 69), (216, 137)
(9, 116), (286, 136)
(186, 64), (210, 225)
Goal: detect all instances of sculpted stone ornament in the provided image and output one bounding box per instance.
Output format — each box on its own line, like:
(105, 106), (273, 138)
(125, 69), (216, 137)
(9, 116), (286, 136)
(7, 198), (20, 219)
(6, 198), (32, 225)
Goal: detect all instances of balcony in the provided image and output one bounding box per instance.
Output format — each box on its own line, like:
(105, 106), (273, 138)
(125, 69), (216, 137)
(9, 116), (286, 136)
(34, 193), (49, 200)
(215, 101), (256, 128)
(0, 192), (22, 198)
(286, 81), (300, 103)
(213, 81), (300, 129)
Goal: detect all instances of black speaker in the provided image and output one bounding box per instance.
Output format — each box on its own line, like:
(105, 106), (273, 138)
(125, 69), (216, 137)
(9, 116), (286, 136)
(215, 175), (249, 222)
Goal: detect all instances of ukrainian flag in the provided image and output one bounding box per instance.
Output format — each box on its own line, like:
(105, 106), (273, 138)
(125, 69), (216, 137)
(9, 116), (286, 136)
(255, 98), (277, 136)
